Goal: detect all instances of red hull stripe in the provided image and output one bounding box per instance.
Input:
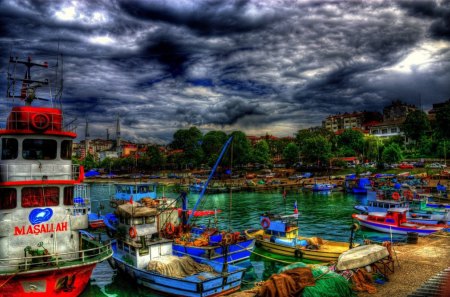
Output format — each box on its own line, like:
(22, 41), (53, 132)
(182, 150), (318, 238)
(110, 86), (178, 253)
(0, 263), (95, 296)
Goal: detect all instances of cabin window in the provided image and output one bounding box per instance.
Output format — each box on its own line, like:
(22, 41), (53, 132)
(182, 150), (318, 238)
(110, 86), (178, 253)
(138, 186), (149, 193)
(1, 138), (18, 160)
(61, 140), (73, 160)
(133, 217), (144, 225)
(130, 246), (136, 256)
(0, 188), (17, 209)
(21, 187), (59, 208)
(63, 186), (74, 205)
(23, 139), (57, 160)
(118, 241), (123, 250)
(124, 243), (130, 253)
(145, 216), (155, 224)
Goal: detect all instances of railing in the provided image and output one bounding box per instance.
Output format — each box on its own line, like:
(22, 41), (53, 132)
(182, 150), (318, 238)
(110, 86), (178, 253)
(0, 237), (112, 273)
(0, 163), (80, 182)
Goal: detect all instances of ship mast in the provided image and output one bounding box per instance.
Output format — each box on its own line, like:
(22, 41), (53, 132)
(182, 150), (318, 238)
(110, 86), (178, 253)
(7, 56), (50, 106)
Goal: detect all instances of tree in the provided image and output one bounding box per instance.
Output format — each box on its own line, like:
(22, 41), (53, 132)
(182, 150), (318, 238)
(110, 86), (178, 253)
(202, 131), (228, 166)
(381, 143), (403, 164)
(252, 140), (271, 166)
(337, 129), (365, 156)
(146, 145), (165, 169)
(228, 131), (251, 167)
(402, 110), (431, 142)
(435, 102), (450, 139)
(170, 127), (204, 168)
(282, 142), (300, 166)
(301, 135), (332, 165)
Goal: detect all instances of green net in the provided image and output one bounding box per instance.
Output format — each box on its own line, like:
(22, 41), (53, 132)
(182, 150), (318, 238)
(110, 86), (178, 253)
(278, 264), (355, 297)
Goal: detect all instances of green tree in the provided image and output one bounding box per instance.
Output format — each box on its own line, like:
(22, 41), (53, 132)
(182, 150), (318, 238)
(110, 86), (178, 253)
(282, 142), (300, 166)
(381, 143), (403, 164)
(170, 127), (204, 168)
(301, 135), (332, 165)
(146, 145), (165, 169)
(337, 129), (365, 156)
(228, 131), (251, 166)
(435, 102), (450, 139)
(202, 131), (228, 166)
(252, 140), (271, 165)
(402, 110), (431, 142)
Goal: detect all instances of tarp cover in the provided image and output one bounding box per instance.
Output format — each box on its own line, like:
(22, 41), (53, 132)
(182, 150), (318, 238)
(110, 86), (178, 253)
(336, 244), (389, 271)
(147, 255), (215, 278)
(115, 204), (157, 218)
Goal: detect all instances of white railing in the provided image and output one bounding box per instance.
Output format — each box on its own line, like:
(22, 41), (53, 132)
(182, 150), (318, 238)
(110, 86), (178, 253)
(0, 238), (112, 272)
(0, 163), (80, 182)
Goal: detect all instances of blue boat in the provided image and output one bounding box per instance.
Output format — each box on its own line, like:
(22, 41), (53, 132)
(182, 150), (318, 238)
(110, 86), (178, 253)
(345, 176), (372, 195)
(110, 203), (245, 297)
(110, 183), (158, 206)
(311, 183), (334, 192)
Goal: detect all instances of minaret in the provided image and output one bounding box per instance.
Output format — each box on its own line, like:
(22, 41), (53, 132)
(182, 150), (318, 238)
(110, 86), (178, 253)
(116, 114), (121, 155)
(85, 118), (90, 158)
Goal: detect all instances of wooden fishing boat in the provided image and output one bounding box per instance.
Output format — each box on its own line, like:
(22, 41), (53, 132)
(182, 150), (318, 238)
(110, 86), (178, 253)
(352, 208), (444, 236)
(110, 203), (245, 296)
(244, 213), (355, 262)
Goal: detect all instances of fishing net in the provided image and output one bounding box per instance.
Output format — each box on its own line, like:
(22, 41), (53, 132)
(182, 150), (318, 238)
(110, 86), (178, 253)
(147, 255), (216, 278)
(277, 263), (354, 297)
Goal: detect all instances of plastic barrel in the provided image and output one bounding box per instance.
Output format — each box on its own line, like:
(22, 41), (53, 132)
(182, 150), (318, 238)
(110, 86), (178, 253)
(407, 232), (418, 244)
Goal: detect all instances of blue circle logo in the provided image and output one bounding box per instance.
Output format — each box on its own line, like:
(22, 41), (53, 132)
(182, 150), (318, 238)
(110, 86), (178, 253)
(29, 208), (53, 225)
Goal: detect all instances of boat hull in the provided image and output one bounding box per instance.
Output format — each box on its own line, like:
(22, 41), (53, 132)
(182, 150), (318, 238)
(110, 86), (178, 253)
(172, 238), (255, 264)
(254, 238), (349, 262)
(112, 256), (244, 297)
(354, 215), (442, 236)
(0, 264), (96, 297)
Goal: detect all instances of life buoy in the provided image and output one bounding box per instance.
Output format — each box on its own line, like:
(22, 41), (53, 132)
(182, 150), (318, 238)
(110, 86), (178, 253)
(404, 190), (413, 200)
(392, 192), (400, 200)
(165, 222), (175, 235)
(129, 226), (137, 238)
(261, 217), (271, 229)
(222, 233), (233, 245)
(31, 113), (50, 130)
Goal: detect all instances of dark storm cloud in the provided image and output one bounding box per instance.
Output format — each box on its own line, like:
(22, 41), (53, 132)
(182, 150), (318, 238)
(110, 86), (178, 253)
(120, 0), (283, 36)
(1, 0), (449, 143)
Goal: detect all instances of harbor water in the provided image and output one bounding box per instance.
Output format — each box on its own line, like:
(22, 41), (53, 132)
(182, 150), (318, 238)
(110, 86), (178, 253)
(80, 183), (404, 297)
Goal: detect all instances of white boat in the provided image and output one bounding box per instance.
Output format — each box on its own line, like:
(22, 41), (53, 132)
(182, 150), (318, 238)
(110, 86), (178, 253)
(336, 244), (389, 270)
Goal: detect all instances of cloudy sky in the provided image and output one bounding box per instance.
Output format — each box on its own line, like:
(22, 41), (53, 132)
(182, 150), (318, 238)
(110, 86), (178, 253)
(0, 0), (449, 144)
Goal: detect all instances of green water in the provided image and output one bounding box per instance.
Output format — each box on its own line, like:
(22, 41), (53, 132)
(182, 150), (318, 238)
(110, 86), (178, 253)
(80, 184), (398, 297)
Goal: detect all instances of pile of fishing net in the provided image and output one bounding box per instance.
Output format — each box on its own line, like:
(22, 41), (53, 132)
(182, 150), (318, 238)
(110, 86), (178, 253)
(147, 255), (216, 278)
(277, 263), (354, 297)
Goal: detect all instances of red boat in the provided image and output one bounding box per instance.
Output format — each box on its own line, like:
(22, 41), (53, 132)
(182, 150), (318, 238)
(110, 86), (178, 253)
(0, 56), (112, 296)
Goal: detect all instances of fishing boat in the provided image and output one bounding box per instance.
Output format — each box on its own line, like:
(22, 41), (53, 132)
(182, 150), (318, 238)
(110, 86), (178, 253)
(345, 176), (372, 195)
(109, 183), (158, 207)
(0, 55), (112, 296)
(244, 212), (355, 262)
(354, 190), (450, 225)
(311, 183), (334, 192)
(168, 137), (255, 263)
(352, 208), (444, 236)
(109, 203), (246, 296)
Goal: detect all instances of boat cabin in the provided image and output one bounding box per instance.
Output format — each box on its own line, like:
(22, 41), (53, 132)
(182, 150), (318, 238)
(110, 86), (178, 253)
(114, 183), (157, 201)
(114, 203), (172, 269)
(260, 213), (299, 239)
(367, 208), (409, 227)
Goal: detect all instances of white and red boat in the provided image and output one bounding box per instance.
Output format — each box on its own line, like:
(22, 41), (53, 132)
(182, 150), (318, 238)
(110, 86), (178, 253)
(352, 208), (444, 236)
(0, 55), (112, 296)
